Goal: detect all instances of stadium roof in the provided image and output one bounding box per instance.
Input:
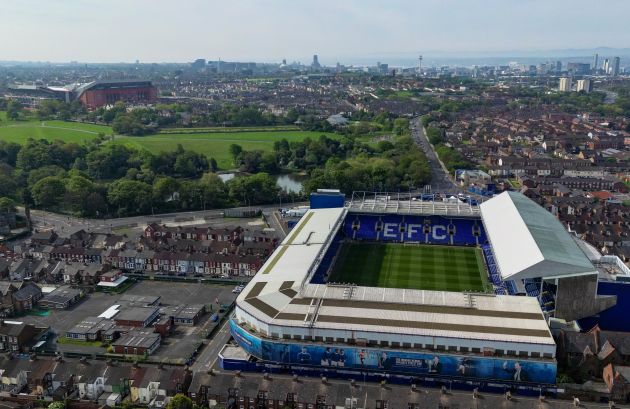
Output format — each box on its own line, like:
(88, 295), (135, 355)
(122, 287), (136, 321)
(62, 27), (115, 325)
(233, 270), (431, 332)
(347, 192), (481, 217)
(480, 191), (596, 281)
(236, 206), (554, 347)
(73, 79), (154, 98)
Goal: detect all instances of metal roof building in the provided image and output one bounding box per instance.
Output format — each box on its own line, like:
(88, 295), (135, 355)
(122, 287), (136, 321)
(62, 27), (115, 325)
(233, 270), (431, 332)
(480, 191), (596, 281)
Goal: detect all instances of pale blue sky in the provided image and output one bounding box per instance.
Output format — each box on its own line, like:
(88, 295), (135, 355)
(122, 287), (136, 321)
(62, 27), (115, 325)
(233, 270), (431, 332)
(1, 0), (629, 64)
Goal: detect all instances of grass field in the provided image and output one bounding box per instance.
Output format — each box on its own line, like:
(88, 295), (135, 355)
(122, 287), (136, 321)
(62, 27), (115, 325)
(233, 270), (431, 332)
(0, 112), (333, 170)
(0, 118), (112, 144)
(329, 242), (489, 292)
(111, 130), (335, 169)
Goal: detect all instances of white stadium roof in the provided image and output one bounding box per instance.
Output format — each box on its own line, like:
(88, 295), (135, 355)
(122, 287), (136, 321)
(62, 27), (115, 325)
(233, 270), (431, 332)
(236, 205), (554, 347)
(480, 191), (596, 281)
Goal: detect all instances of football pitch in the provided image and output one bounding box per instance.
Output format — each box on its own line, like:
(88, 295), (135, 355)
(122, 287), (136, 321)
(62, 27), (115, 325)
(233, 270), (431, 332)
(329, 242), (489, 293)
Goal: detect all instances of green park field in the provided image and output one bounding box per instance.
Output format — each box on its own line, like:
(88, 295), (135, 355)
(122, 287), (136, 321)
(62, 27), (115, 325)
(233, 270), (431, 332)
(111, 130), (334, 169)
(0, 117), (112, 144)
(329, 242), (489, 293)
(0, 113), (334, 169)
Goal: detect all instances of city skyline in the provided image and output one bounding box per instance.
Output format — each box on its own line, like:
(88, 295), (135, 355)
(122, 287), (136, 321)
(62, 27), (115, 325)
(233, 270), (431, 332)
(1, 0), (630, 64)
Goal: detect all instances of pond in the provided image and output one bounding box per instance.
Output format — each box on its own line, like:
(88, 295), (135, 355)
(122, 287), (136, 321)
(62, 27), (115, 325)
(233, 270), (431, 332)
(217, 172), (305, 194)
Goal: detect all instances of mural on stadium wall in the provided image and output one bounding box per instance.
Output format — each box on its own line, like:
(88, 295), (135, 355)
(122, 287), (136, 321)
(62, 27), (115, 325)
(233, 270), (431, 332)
(230, 320), (556, 384)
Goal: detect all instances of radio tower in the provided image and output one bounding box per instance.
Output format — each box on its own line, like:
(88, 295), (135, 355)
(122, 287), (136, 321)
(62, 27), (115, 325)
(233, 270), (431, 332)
(417, 55), (423, 76)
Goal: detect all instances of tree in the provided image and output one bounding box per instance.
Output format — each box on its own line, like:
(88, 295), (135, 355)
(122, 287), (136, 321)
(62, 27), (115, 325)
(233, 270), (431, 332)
(166, 394), (193, 409)
(0, 141), (21, 167)
(393, 117), (409, 135)
(199, 172), (228, 208)
(173, 151), (209, 178)
(84, 191), (107, 217)
(228, 173), (279, 205)
(107, 179), (152, 216)
(48, 402), (65, 409)
(86, 144), (137, 179)
(27, 166), (67, 188)
(229, 144), (243, 164)
(209, 157), (218, 172)
(64, 175), (95, 214)
(31, 176), (66, 208)
(0, 174), (17, 199)
(153, 177), (180, 204)
(6, 100), (22, 121)
(0, 197), (16, 213)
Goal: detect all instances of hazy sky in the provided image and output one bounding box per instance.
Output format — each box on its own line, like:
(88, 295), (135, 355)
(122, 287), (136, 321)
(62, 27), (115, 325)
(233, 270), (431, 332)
(1, 0), (629, 64)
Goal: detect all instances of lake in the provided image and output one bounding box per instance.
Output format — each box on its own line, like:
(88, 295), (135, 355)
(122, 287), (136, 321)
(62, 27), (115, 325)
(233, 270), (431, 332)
(218, 172), (305, 194)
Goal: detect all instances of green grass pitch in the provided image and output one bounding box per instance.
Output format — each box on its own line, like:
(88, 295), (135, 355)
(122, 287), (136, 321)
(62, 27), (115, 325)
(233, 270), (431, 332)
(329, 242), (490, 293)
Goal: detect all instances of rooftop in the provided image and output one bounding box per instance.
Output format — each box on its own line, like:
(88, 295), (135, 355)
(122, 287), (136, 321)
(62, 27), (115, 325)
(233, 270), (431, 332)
(114, 306), (159, 324)
(348, 192), (482, 217)
(236, 205), (554, 346)
(480, 191), (596, 281)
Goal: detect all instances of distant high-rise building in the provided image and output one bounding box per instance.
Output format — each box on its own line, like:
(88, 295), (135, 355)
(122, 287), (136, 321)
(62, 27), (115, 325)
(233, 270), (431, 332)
(418, 55), (423, 75)
(567, 62), (590, 75)
(612, 57), (620, 76)
(311, 54), (321, 68)
(576, 79), (593, 93)
(603, 58), (610, 74)
(592, 53), (599, 73)
(555, 61), (562, 73)
(558, 77), (572, 92)
(192, 58), (206, 69)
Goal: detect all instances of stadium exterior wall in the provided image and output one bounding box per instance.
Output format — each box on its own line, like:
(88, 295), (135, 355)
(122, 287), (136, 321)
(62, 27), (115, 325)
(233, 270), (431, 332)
(230, 320), (557, 385)
(79, 85), (158, 109)
(234, 306), (555, 359)
(554, 274), (617, 321)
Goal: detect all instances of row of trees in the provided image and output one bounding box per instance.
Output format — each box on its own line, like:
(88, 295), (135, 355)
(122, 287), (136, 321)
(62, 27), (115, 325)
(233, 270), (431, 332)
(0, 138), (283, 217)
(303, 136), (431, 193)
(230, 134), (367, 174)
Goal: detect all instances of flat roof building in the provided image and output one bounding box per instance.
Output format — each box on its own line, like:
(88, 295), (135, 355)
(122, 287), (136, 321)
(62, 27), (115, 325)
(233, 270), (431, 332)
(39, 286), (83, 309)
(113, 306), (159, 328)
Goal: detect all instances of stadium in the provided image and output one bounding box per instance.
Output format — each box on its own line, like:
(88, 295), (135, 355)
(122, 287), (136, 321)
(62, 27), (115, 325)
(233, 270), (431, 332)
(3, 80), (158, 109)
(228, 190), (619, 388)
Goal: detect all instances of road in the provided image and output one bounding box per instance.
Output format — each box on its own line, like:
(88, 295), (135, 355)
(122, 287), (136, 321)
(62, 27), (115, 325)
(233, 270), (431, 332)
(191, 319), (233, 372)
(24, 202), (306, 235)
(410, 117), (460, 192)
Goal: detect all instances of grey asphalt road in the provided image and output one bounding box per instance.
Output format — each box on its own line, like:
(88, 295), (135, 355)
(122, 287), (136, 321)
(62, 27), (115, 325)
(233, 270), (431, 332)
(25, 202), (307, 235)
(410, 117), (460, 193)
(191, 319), (233, 372)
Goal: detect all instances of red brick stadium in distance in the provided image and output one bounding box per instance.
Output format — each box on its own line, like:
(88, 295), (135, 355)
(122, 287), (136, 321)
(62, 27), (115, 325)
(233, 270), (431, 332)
(74, 79), (157, 109)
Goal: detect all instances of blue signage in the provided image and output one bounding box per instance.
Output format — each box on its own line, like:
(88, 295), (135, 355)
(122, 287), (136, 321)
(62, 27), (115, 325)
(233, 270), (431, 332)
(230, 320), (556, 384)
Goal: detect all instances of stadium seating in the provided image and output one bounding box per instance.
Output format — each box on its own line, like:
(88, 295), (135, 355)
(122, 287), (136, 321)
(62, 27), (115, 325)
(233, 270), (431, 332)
(505, 280), (518, 295)
(353, 215), (381, 240)
(341, 214), (485, 246)
(482, 244), (509, 294)
(310, 233), (344, 284)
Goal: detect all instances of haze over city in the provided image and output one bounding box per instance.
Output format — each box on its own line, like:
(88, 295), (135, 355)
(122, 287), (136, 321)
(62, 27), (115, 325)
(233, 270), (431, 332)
(1, 0), (630, 64)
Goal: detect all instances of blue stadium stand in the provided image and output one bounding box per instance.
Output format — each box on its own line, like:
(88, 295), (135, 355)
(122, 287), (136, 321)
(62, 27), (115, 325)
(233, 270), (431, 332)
(311, 234), (343, 284)
(343, 214), (484, 246)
